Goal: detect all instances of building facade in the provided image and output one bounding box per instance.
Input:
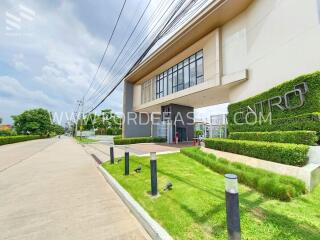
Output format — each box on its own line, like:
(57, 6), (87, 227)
(123, 0), (320, 140)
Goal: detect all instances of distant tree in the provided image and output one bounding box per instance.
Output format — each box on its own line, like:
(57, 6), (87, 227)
(52, 123), (65, 135)
(0, 116), (2, 124)
(12, 108), (53, 136)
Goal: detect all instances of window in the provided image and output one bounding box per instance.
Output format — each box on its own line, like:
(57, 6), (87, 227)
(190, 61), (196, 86)
(141, 79), (153, 104)
(168, 73), (172, 95)
(196, 57), (204, 84)
(172, 71), (178, 93)
(177, 68), (184, 91)
(155, 49), (204, 99)
(164, 75), (168, 96)
(184, 65), (189, 88)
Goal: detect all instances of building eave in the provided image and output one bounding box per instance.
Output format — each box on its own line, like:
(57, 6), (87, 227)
(125, 0), (253, 83)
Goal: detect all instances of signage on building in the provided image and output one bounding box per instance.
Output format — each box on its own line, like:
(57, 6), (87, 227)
(234, 82), (308, 124)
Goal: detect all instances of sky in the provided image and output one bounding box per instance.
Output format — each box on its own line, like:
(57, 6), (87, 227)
(0, 0), (227, 125)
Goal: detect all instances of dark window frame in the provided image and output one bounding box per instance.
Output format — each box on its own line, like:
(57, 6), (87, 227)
(156, 50), (203, 99)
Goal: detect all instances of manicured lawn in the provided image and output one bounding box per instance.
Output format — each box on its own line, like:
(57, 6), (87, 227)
(102, 152), (320, 240)
(75, 137), (98, 144)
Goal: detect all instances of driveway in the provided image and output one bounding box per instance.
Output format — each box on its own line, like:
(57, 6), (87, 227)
(0, 137), (150, 240)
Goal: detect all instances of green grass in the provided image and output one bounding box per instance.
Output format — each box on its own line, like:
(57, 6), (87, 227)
(75, 137), (98, 144)
(103, 153), (320, 240)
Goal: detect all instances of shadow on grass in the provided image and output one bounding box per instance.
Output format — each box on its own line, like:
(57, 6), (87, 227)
(240, 190), (320, 239)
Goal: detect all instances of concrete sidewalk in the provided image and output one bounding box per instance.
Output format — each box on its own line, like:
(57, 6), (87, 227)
(0, 137), (150, 240)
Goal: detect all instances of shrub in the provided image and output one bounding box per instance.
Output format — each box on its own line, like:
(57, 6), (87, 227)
(229, 131), (318, 145)
(113, 135), (122, 140)
(0, 135), (44, 145)
(204, 138), (309, 166)
(114, 136), (166, 145)
(0, 129), (17, 136)
(106, 128), (113, 135)
(181, 147), (306, 201)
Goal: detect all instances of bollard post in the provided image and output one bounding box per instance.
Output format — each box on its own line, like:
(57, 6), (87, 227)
(150, 152), (157, 196)
(124, 145), (129, 175)
(225, 174), (241, 240)
(110, 144), (114, 164)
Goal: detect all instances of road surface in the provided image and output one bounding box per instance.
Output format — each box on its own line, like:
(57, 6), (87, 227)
(0, 137), (150, 240)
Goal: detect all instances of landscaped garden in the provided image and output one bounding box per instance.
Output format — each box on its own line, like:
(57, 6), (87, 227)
(102, 149), (320, 240)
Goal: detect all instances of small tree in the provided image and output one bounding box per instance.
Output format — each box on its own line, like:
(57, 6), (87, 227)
(0, 116), (2, 124)
(195, 129), (203, 138)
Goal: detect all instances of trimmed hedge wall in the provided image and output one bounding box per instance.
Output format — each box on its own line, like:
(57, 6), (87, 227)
(204, 138), (309, 166)
(181, 147), (306, 201)
(228, 71), (320, 133)
(229, 131), (318, 145)
(228, 112), (320, 135)
(0, 135), (44, 145)
(114, 136), (166, 145)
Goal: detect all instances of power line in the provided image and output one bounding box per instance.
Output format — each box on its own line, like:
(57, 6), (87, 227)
(84, 0), (169, 105)
(83, 0), (180, 112)
(85, 0), (192, 113)
(83, 0), (127, 101)
(84, 0), (153, 104)
(84, 0), (180, 111)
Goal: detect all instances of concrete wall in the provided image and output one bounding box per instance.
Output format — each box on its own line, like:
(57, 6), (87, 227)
(223, 0), (320, 103)
(122, 81), (152, 138)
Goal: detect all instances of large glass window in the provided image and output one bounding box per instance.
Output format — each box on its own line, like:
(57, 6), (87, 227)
(155, 49), (203, 99)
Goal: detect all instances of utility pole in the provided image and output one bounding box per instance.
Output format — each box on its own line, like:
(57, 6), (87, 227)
(79, 97), (84, 140)
(74, 98), (84, 139)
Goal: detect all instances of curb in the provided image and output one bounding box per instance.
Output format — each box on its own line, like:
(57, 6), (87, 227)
(98, 165), (173, 240)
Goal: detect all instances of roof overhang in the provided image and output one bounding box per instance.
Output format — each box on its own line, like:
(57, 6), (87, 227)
(125, 0), (253, 83)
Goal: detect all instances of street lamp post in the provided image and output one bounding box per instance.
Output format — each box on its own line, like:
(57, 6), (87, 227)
(150, 152), (158, 196)
(110, 144), (114, 164)
(124, 145), (129, 175)
(225, 174), (241, 240)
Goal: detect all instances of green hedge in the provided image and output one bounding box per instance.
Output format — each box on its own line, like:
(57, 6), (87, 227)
(114, 136), (166, 145)
(181, 147), (306, 201)
(0, 135), (44, 145)
(228, 71), (320, 132)
(228, 113), (320, 136)
(204, 138), (309, 166)
(0, 130), (16, 136)
(229, 131), (318, 145)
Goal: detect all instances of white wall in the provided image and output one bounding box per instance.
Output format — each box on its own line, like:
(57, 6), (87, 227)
(222, 0), (320, 103)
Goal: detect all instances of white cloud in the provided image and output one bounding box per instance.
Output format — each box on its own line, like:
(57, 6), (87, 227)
(12, 53), (30, 71)
(0, 75), (62, 107)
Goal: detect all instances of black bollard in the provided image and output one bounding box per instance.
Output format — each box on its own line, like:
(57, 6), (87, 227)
(150, 152), (157, 196)
(225, 174), (241, 240)
(110, 145), (114, 164)
(124, 146), (129, 176)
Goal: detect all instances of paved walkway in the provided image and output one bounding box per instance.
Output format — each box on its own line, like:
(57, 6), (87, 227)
(0, 137), (150, 240)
